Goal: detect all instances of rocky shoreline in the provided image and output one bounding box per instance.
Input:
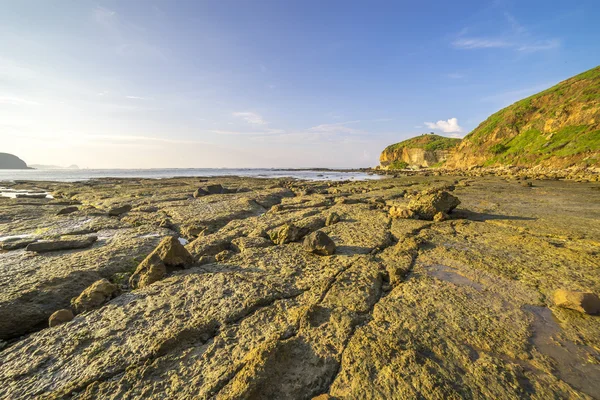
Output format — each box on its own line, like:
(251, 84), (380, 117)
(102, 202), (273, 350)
(1, 174), (599, 399)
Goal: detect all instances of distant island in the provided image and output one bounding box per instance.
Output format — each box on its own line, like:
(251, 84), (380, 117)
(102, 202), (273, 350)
(0, 153), (31, 169)
(29, 164), (79, 170)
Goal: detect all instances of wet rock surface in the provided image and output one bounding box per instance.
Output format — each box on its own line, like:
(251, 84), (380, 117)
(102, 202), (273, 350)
(0, 175), (599, 399)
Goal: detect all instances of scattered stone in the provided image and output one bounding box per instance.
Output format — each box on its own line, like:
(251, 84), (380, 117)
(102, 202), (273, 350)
(407, 191), (460, 220)
(130, 236), (194, 289)
(193, 188), (209, 198)
(521, 181), (534, 187)
(26, 235), (97, 253)
(72, 279), (118, 314)
(108, 204), (132, 216)
(56, 206), (78, 215)
(206, 184), (224, 195)
(49, 309), (74, 327)
(553, 289), (600, 314)
(303, 231), (336, 256)
(270, 223), (305, 245)
(326, 212), (341, 226)
(433, 211), (449, 222)
(136, 205), (159, 213)
(15, 193), (47, 199)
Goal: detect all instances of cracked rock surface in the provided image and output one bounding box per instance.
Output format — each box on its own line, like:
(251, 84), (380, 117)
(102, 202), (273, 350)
(0, 175), (599, 399)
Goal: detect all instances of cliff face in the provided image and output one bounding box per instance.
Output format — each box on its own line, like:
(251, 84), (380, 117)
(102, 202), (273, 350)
(379, 134), (461, 169)
(0, 153), (29, 169)
(446, 66), (600, 169)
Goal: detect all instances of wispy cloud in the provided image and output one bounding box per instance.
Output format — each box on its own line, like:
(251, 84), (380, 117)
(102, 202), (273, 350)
(125, 95), (152, 100)
(309, 120), (362, 134)
(0, 96), (41, 106)
(452, 13), (560, 53)
(233, 111), (267, 125)
(425, 118), (463, 133)
(211, 128), (284, 136)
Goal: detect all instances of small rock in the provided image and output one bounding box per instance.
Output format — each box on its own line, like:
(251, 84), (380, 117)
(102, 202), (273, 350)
(136, 205), (159, 213)
(193, 188), (209, 198)
(26, 235), (97, 253)
(521, 181), (533, 187)
(553, 289), (600, 314)
(49, 309), (74, 327)
(72, 279), (118, 314)
(56, 206), (78, 215)
(0, 238), (37, 251)
(152, 236), (194, 267)
(433, 211), (449, 222)
(303, 231), (336, 256)
(270, 223), (305, 245)
(326, 212), (341, 226)
(248, 228), (268, 239)
(108, 204), (132, 216)
(206, 184), (224, 195)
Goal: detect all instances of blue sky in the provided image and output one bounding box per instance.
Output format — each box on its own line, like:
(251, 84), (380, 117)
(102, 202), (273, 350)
(1, 0), (598, 168)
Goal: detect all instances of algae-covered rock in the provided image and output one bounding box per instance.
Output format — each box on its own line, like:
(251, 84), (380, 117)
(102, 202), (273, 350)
(193, 187), (209, 198)
(303, 231), (336, 256)
(56, 206), (78, 215)
(325, 212), (340, 226)
(270, 223), (305, 245)
(71, 279), (118, 314)
(553, 289), (600, 314)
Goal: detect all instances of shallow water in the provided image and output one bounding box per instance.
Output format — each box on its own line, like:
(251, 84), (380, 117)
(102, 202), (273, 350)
(0, 168), (382, 183)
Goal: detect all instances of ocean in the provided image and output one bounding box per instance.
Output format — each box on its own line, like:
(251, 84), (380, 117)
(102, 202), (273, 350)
(0, 168), (382, 183)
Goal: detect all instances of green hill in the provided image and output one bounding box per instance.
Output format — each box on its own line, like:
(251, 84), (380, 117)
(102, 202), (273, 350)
(447, 66), (600, 169)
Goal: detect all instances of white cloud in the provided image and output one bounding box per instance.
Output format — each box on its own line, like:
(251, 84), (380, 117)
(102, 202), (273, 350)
(452, 38), (511, 49)
(126, 95), (151, 100)
(233, 112), (267, 125)
(425, 118), (463, 133)
(517, 39), (560, 52)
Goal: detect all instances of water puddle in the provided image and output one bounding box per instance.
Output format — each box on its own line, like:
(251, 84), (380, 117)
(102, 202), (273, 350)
(0, 186), (53, 199)
(424, 264), (484, 291)
(524, 305), (600, 397)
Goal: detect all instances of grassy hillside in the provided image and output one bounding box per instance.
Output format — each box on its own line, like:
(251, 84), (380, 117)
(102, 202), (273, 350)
(450, 66), (600, 168)
(383, 134), (461, 153)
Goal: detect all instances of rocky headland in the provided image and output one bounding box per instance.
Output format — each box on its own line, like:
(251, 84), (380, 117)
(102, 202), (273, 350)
(0, 173), (599, 399)
(0, 153), (30, 170)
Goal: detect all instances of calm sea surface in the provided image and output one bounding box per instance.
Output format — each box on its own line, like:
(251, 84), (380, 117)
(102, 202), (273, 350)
(0, 168), (382, 183)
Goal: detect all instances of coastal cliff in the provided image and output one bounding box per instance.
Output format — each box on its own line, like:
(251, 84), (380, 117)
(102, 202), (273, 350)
(379, 134), (461, 169)
(0, 153), (29, 169)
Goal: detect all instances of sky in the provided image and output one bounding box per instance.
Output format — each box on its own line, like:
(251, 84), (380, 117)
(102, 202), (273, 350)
(1, 0), (599, 169)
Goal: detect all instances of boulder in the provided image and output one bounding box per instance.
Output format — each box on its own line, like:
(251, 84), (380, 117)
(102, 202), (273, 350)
(407, 191), (460, 220)
(303, 231), (336, 256)
(130, 236), (194, 289)
(26, 235), (97, 253)
(553, 289), (600, 314)
(193, 188), (209, 198)
(108, 204), (132, 216)
(56, 206), (78, 215)
(206, 184), (224, 195)
(72, 279), (118, 314)
(49, 309), (74, 327)
(270, 223), (305, 245)
(326, 212), (341, 226)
